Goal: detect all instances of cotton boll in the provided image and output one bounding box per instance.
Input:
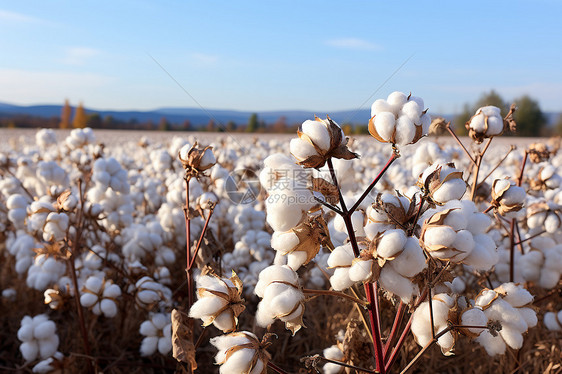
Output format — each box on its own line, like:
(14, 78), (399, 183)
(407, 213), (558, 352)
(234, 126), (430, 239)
(290, 138), (318, 161)
(395, 116), (415, 145)
(543, 311), (562, 331)
(287, 251), (308, 270)
(401, 101), (422, 123)
(33, 321), (56, 340)
(140, 336), (159, 356)
(486, 116), (503, 135)
(379, 266), (416, 303)
(433, 178), (467, 203)
(451, 230), (475, 258)
(330, 268), (355, 291)
(423, 226), (457, 248)
(539, 269), (560, 289)
(387, 91), (408, 111)
(461, 308), (488, 335)
(371, 99), (393, 116)
(271, 231), (299, 254)
(220, 348), (256, 373)
(476, 330), (506, 356)
(390, 237), (426, 277)
(498, 283), (533, 307)
(499, 326), (524, 349)
(301, 120), (331, 151)
(80, 293), (98, 308)
(20, 341), (40, 362)
(467, 213), (491, 235)
(349, 259), (372, 282)
(377, 229), (407, 259)
(140, 321), (158, 337)
(327, 244), (355, 268)
(100, 299), (118, 317)
(38, 335), (59, 359)
(374, 112), (396, 142)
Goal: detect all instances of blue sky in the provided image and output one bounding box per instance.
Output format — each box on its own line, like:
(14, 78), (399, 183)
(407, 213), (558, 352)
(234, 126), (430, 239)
(1, 1), (561, 114)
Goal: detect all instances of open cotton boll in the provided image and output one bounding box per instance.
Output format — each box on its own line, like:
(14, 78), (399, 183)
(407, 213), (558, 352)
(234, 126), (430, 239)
(387, 91), (409, 111)
(374, 112), (396, 141)
(349, 259), (373, 282)
(461, 308), (488, 335)
(301, 119), (331, 151)
(390, 237), (426, 277)
(323, 345), (344, 374)
(379, 266), (416, 303)
(432, 178), (466, 203)
(543, 311), (562, 331)
(423, 226), (458, 248)
(401, 101), (422, 122)
(497, 282), (534, 307)
(377, 229), (408, 259)
(395, 116), (416, 145)
(475, 330), (507, 356)
(290, 138), (318, 161)
(371, 99), (393, 116)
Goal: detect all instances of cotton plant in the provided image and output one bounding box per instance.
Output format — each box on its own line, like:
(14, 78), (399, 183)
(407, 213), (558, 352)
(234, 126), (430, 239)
(17, 314), (60, 362)
(27, 254), (67, 291)
(65, 127), (95, 150)
(420, 199), (498, 271)
(543, 310), (562, 331)
(80, 275), (122, 318)
(210, 331), (271, 374)
(189, 272), (245, 332)
(131, 276), (172, 310)
(139, 313), (172, 356)
(254, 265), (306, 334)
(490, 178), (526, 217)
(411, 293), (457, 354)
(465, 106), (504, 143)
(473, 283), (537, 356)
(418, 162), (467, 205)
(368, 91), (431, 146)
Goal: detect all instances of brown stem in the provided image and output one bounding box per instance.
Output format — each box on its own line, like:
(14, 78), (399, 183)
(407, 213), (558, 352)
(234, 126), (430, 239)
(408, 196), (425, 236)
(517, 151), (528, 187)
(514, 222), (525, 254)
(365, 282), (386, 374)
(267, 361), (288, 374)
(383, 301), (405, 362)
(188, 207), (214, 269)
(483, 204), (494, 214)
(509, 218), (516, 282)
(514, 229), (547, 246)
(349, 152), (398, 214)
(183, 176), (193, 309)
(302, 288), (368, 307)
(445, 123), (475, 165)
(67, 178), (93, 373)
(314, 196), (343, 215)
(477, 145), (515, 189)
(399, 325), (454, 374)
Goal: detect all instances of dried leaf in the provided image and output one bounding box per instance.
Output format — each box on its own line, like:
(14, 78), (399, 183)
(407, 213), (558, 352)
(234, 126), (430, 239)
(311, 177), (339, 204)
(171, 309), (197, 369)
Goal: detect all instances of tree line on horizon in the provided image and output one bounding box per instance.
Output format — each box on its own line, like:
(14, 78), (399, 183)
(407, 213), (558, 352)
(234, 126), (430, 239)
(1, 92), (562, 136)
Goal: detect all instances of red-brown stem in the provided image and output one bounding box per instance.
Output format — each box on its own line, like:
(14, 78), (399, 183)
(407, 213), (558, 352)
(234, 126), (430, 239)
(183, 176), (193, 308)
(383, 301), (405, 362)
(399, 325), (453, 374)
(267, 361), (288, 374)
(514, 222), (525, 254)
(365, 282), (386, 374)
(445, 123), (476, 165)
(509, 218), (516, 282)
(384, 287), (430, 372)
(302, 288), (368, 306)
(517, 151), (528, 186)
(349, 152), (398, 214)
(188, 208), (214, 269)
(470, 138), (493, 201)
(483, 204), (494, 214)
(514, 229), (547, 246)
(68, 179), (93, 373)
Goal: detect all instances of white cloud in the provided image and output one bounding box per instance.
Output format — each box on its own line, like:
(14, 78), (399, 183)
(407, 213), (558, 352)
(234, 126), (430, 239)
(60, 47), (102, 66)
(325, 38), (381, 51)
(0, 69), (114, 104)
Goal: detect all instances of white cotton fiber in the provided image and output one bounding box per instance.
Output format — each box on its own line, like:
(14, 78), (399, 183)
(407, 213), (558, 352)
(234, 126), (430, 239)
(379, 266), (415, 303)
(451, 230), (475, 257)
(395, 116), (415, 145)
(349, 259), (373, 282)
(387, 91), (408, 109)
(374, 112), (396, 141)
(475, 330), (506, 356)
(290, 138), (318, 161)
(390, 238), (426, 277)
(461, 308), (488, 335)
(401, 101), (422, 122)
(271, 231), (299, 254)
(371, 99), (393, 116)
(330, 268), (355, 291)
(220, 348), (255, 374)
(499, 283), (533, 307)
(424, 226), (457, 248)
(377, 229), (407, 259)
(301, 120), (331, 151)
(327, 244), (354, 268)
(543, 311), (561, 331)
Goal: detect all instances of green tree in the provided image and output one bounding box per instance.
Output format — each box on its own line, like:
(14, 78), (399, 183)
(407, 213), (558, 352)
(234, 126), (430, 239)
(86, 113), (101, 128)
(226, 120), (237, 132)
(72, 102), (87, 128)
(246, 113), (258, 133)
(60, 99), (71, 129)
(554, 114), (562, 136)
(513, 95), (546, 137)
(158, 117), (170, 131)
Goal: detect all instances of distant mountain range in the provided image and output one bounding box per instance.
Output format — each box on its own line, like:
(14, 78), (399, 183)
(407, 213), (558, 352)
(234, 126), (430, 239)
(0, 102), (559, 128)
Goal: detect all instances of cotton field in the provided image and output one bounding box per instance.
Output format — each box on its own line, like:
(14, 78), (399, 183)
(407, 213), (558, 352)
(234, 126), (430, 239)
(1, 92), (561, 373)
